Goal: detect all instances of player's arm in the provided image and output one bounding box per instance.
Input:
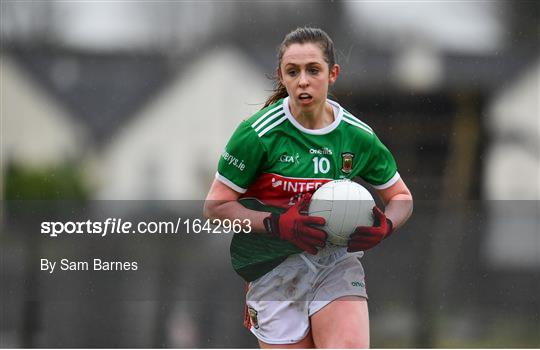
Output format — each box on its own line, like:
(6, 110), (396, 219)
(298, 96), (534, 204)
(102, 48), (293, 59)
(375, 178), (413, 231)
(347, 179), (412, 252)
(208, 119), (325, 253)
(203, 179), (268, 233)
(204, 178), (326, 254)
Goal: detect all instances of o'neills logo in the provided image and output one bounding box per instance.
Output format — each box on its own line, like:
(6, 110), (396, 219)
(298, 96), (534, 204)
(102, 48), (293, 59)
(271, 176), (325, 193)
(341, 152), (355, 173)
(309, 147), (333, 155)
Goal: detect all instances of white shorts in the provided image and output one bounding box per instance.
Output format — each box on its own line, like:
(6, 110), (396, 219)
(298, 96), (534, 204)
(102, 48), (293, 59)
(245, 246), (368, 345)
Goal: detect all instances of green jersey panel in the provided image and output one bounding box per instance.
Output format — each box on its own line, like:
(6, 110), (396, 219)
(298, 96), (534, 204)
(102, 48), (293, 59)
(217, 119), (267, 192)
(216, 98), (399, 281)
(358, 133), (398, 187)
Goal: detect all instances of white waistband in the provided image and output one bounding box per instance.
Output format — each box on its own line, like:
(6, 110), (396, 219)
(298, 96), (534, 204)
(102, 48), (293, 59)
(298, 245), (361, 273)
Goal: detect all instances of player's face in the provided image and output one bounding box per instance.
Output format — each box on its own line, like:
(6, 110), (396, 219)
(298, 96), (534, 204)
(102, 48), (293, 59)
(279, 43), (339, 114)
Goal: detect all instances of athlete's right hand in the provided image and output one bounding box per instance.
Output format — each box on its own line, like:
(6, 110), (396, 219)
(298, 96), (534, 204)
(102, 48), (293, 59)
(263, 193), (327, 255)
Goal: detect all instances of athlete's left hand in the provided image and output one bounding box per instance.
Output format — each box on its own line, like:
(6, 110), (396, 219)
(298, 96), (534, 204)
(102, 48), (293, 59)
(347, 206), (394, 252)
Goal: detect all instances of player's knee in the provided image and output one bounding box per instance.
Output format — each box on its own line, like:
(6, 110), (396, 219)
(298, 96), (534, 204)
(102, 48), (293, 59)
(317, 334), (369, 349)
(315, 329), (369, 349)
(344, 337), (369, 349)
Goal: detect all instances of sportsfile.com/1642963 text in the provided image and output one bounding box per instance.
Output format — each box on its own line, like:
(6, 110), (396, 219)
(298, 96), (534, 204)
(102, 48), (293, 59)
(40, 218), (253, 238)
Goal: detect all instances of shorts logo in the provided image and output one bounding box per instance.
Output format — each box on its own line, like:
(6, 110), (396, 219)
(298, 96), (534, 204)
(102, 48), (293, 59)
(341, 152), (355, 173)
(351, 281), (365, 288)
(248, 307), (259, 329)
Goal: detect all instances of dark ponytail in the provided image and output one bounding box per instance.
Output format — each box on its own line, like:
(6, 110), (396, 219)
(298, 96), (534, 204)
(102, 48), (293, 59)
(263, 27), (337, 108)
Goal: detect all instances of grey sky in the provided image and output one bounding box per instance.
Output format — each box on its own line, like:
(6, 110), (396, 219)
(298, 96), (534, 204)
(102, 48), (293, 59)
(2, 1), (503, 53)
(345, 2), (503, 52)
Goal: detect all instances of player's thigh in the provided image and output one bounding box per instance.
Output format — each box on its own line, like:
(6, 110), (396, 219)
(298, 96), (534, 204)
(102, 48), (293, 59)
(310, 296), (369, 348)
(258, 330), (314, 349)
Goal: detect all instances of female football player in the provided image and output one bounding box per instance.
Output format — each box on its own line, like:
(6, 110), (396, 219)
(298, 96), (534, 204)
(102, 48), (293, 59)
(204, 27), (413, 348)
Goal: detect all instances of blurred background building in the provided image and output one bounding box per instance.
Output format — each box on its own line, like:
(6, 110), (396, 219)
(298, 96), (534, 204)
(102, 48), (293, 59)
(1, 1), (538, 348)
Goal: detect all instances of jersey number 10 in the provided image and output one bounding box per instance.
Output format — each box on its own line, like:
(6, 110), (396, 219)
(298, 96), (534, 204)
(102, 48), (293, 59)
(312, 157), (330, 174)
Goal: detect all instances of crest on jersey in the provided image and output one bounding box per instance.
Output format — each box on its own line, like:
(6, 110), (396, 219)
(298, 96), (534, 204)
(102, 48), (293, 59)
(248, 307), (259, 329)
(341, 152), (355, 173)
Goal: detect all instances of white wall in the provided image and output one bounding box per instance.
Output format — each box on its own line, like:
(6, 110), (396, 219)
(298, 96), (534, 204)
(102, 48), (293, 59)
(1, 55), (85, 168)
(97, 47), (270, 199)
(485, 60), (539, 200)
(482, 60), (540, 269)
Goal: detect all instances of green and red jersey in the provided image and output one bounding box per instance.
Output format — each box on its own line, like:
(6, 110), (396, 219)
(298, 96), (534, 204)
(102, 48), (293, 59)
(216, 97), (399, 281)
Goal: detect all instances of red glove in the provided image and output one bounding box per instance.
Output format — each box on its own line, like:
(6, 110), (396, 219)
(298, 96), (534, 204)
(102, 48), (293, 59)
(264, 193), (327, 255)
(347, 206), (394, 252)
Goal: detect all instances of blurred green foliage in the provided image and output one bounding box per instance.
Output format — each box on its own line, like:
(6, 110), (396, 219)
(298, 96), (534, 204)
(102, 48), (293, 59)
(4, 162), (89, 200)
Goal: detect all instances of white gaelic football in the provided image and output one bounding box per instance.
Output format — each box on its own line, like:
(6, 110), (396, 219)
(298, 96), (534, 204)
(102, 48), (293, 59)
(308, 180), (375, 246)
